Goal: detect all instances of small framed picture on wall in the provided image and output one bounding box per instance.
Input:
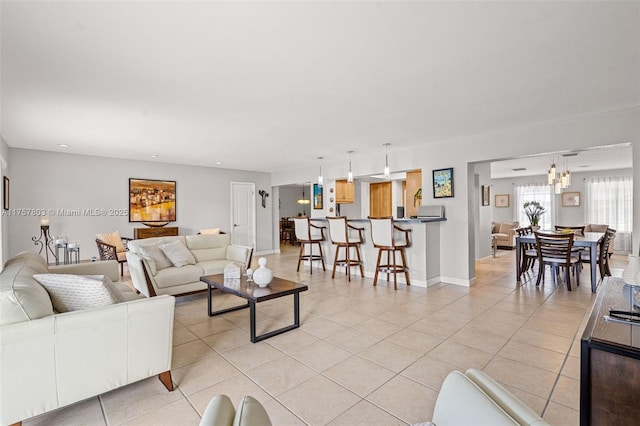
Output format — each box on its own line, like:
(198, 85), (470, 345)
(561, 191), (580, 207)
(3, 176), (8, 210)
(495, 194), (509, 208)
(481, 185), (490, 206)
(432, 168), (454, 198)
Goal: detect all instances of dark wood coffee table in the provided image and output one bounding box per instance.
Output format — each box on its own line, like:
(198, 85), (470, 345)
(200, 274), (308, 343)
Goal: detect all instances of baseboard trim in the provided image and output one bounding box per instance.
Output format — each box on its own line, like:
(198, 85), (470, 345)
(440, 276), (476, 287)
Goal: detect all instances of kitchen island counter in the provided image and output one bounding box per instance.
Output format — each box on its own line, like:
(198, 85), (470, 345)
(306, 217), (443, 287)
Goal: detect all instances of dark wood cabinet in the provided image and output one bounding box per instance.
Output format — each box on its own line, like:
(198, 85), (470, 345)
(134, 226), (179, 239)
(580, 278), (640, 425)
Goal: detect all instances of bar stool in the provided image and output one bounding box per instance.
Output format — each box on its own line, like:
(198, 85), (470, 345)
(326, 216), (365, 281)
(293, 217), (326, 274)
(368, 216), (411, 290)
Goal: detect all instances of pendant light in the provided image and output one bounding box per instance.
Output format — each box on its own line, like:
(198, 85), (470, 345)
(347, 150), (354, 183)
(547, 154), (556, 185)
(317, 156), (324, 186)
(296, 184), (310, 204)
(383, 143), (391, 179)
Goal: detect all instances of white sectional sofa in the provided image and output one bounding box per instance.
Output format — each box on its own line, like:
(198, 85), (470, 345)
(126, 234), (253, 297)
(0, 252), (175, 426)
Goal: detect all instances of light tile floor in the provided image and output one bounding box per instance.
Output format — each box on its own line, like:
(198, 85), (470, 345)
(24, 246), (630, 425)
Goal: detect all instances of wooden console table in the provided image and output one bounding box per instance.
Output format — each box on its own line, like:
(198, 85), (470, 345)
(580, 277), (640, 425)
(134, 226), (179, 239)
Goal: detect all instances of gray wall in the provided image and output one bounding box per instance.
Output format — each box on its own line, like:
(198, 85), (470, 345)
(278, 185), (310, 218)
(6, 148), (274, 259)
(490, 168), (633, 226)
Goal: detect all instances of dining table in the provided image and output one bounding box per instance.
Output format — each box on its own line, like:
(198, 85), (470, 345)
(515, 231), (605, 293)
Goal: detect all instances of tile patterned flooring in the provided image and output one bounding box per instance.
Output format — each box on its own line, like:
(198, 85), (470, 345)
(23, 246), (630, 425)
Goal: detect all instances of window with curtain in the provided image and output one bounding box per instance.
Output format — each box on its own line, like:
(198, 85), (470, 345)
(585, 177), (633, 252)
(515, 183), (553, 229)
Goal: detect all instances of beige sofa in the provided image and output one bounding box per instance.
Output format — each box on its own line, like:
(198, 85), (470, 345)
(0, 252), (175, 426)
(428, 369), (550, 425)
(491, 221), (519, 249)
(126, 234), (253, 297)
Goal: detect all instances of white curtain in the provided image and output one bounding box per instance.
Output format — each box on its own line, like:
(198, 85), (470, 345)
(515, 182), (553, 229)
(585, 176), (633, 252)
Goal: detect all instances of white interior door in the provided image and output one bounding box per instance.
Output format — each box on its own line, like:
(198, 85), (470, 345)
(231, 182), (256, 249)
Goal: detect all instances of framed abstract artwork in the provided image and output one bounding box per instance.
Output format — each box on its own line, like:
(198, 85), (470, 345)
(129, 178), (176, 223)
(433, 168), (454, 198)
(313, 184), (323, 209)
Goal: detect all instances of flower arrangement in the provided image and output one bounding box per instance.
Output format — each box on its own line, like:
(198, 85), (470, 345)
(523, 201), (546, 227)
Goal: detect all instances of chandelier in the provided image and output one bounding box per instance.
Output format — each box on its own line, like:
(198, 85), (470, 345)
(547, 153), (575, 194)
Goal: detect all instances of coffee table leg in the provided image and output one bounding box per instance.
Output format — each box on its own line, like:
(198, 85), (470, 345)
(250, 302), (257, 343)
(250, 293), (303, 343)
(208, 286), (250, 317)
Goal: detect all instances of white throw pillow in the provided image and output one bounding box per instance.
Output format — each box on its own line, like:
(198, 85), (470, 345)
(33, 274), (117, 313)
(139, 241), (173, 270)
(160, 240), (196, 267)
(200, 228), (220, 235)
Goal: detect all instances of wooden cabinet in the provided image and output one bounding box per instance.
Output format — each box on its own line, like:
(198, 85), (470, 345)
(134, 226), (179, 239)
(369, 181), (392, 217)
(335, 179), (355, 204)
(580, 278), (640, 425)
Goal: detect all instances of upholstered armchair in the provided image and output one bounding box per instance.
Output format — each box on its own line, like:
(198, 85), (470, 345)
(96, 231), (132, 276)
(491, 221), (519, 249)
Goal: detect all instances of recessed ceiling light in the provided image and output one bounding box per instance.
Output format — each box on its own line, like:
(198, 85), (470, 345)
(216, 161), (222, 165)
(57, 144), (70, 148)
(149, 154), (159, 158)
(578, 165), (591, 168)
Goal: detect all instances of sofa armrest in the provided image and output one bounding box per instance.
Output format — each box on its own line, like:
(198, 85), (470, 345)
(506, 228), (518, 247)
(49, 260), (119, 282)
(126, 252), (158, 297)
(226, 245), (253, 269)
(465, 369), (550, 425)
(433, 370), (519, 425)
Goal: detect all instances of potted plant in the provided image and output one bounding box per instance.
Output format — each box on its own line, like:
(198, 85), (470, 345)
(523, 201), (546, 229)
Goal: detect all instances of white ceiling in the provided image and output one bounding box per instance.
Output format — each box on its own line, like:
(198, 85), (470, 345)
(1, 1), (638, 174)
(489, 143), (633, 180)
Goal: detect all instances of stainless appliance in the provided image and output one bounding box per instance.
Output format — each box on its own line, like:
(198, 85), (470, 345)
(414, 205), (445, 219)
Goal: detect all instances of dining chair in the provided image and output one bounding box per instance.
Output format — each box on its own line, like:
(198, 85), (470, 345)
(554, 225), (587, 274)
(554, 225), (586, 236)
(580, 228), (616, 280)
(534, 231), (581, 291)
(326, 216), (365, 281)
(368, 216), (411, 290)
(280, 218), (295, 245)
(293, 217), (326, 274)
(515, 226), (536, 273)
